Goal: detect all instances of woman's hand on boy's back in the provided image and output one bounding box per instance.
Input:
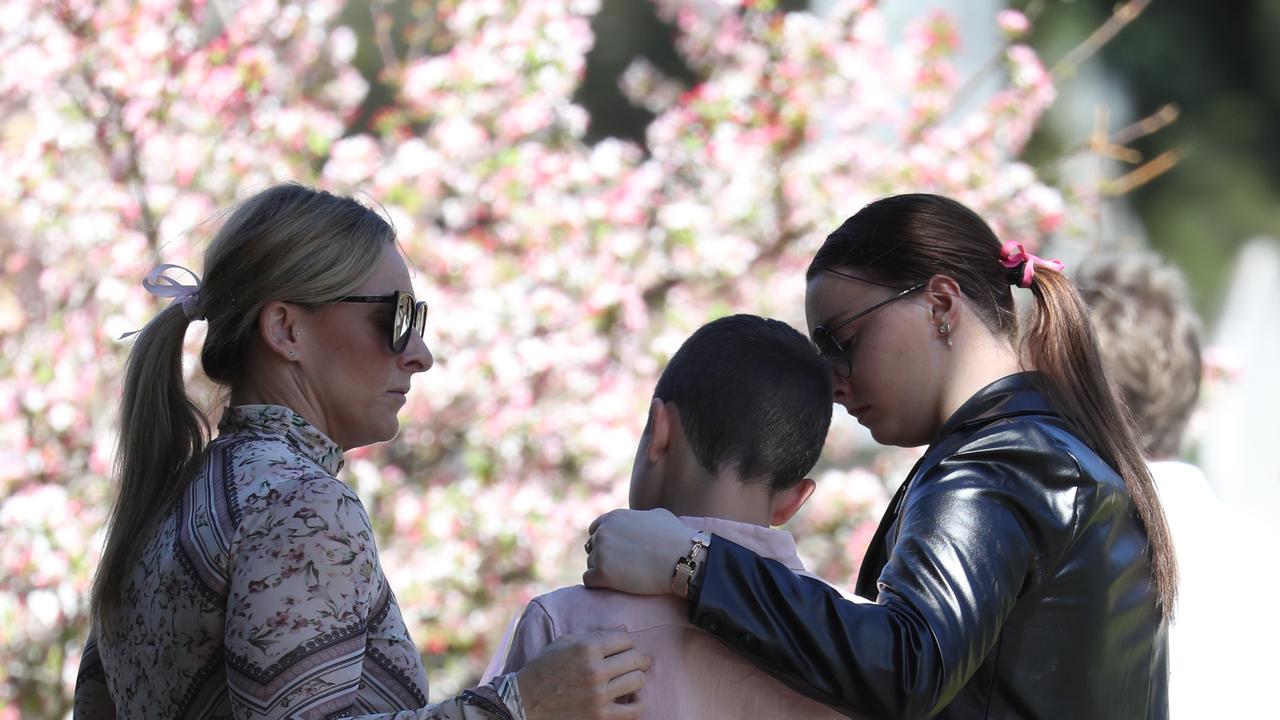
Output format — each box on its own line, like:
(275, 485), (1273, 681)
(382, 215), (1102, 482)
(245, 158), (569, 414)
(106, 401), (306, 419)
(516, 629), (650, 720)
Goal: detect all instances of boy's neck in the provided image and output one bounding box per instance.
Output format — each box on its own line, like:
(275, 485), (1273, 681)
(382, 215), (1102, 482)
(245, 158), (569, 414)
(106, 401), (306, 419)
(661, 472), (774, 527)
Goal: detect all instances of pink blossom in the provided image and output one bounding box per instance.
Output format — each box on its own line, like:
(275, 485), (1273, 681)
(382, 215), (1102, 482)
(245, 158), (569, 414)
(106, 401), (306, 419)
(997, 9), (1031, 38)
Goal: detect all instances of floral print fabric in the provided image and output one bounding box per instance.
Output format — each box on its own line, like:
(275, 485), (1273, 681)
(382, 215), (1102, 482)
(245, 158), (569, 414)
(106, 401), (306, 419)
(74, 405), (515, 720)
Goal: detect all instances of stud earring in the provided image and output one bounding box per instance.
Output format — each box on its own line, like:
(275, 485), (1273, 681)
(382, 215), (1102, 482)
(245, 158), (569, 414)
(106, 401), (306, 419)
(289, 350), (297, 358)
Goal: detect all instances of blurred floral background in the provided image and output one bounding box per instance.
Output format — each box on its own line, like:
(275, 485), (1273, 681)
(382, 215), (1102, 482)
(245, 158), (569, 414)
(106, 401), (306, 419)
(1, 0), (1276, 717)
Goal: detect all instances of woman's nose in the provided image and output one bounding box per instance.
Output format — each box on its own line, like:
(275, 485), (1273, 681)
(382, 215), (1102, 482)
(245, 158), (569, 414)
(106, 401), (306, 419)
(830, 368), (853, 404)
(401, 332), (434, 373)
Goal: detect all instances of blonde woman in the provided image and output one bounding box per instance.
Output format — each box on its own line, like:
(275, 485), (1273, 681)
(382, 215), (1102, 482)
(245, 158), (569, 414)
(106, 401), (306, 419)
(74, 184), (647, 720)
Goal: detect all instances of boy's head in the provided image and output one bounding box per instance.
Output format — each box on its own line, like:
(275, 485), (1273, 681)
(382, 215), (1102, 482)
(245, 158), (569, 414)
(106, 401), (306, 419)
(629, 314), (833, 526)
(1077, 252), (1203, 459)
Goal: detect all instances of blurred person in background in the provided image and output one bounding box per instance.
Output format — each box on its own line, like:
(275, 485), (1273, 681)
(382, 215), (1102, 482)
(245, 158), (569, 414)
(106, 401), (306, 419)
(73, 183), (648, 720)
(582, 194), (1173, 719)
(1079, 252), (1266, 719)
(485, 314), (856, 719)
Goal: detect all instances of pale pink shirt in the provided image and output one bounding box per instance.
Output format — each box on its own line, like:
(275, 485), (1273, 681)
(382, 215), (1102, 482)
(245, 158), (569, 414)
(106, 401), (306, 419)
(483, 516), (862, 720)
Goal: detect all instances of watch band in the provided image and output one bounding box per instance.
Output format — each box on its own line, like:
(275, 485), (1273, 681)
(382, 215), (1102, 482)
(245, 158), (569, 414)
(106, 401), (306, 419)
(671, 531), (711, 598)
(493, 672), (527, 720)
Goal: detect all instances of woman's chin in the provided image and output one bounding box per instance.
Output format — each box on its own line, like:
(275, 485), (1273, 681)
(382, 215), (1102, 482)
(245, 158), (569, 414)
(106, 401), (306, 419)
(349, 419), (401, 449)
(853, 411), (886, 442)
(869, 424), (930, 449)
(378, 418), (402, 443)
(865, 421), (905, 448)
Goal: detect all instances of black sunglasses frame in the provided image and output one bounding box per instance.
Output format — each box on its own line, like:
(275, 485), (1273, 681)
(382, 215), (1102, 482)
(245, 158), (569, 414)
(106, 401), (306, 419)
(812, 279), (927, 378)
(334, 290), (428, 354)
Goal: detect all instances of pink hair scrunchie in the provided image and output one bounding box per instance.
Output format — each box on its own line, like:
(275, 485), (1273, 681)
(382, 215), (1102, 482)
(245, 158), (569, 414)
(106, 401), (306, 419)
(999, 241), (1064, 288)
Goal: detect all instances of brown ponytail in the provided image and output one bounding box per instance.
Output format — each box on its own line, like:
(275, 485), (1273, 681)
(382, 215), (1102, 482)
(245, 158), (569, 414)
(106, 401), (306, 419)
(1024, 269), (1177, 614)
(809, 193), (1177, 617)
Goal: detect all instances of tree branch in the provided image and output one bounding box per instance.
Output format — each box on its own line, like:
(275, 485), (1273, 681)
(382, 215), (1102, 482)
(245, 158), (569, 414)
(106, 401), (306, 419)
(1052, 0), (1151, 79)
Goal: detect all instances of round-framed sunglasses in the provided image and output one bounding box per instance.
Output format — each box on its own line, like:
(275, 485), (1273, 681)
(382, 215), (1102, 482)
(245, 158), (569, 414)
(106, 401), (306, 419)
(811, 280), (926, 378)
(334, 290), (428, 354)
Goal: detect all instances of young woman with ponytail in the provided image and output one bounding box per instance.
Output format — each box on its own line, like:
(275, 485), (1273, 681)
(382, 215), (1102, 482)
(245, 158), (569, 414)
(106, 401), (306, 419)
(74, 183), (649, 720)
(583, 194), (1173, 719)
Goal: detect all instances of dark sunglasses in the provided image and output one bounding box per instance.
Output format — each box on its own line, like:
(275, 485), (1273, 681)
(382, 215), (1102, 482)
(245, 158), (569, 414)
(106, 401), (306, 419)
(334, 290), (428, 354)
(812, 281), (926, 378)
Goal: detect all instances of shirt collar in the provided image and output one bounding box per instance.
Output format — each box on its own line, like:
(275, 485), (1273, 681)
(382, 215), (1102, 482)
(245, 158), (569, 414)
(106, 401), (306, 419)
(217, 404), (344, 475)
(678, 515), (806, 572)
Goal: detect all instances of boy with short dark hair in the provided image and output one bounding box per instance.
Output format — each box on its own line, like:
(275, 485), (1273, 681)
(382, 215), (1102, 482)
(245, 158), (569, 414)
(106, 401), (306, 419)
(483, 314), (855, 719)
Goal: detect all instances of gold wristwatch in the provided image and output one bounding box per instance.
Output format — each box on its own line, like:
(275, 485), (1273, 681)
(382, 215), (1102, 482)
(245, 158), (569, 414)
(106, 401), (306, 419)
(671, 531), (711, 599)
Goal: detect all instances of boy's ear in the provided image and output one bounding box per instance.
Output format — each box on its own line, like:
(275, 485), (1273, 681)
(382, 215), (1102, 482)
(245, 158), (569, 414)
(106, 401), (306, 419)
(646, 398), (672, 463)
(769, 477), (817, 527)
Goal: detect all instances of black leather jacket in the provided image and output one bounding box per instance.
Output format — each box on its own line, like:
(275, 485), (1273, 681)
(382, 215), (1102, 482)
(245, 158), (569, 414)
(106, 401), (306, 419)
(688, 373), (1169, 719)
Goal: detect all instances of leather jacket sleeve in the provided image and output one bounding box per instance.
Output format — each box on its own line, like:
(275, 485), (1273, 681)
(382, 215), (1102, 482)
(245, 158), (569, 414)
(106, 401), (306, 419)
(689, 438), (1075, 719)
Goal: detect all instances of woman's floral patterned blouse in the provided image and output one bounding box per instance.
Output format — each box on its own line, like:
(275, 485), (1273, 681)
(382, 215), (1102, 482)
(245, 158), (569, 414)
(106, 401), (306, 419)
(74, 405), (520, 720)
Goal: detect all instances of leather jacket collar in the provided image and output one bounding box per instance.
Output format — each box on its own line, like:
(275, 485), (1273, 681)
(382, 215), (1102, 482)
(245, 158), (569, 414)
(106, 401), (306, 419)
(933, 371), (1056, 444)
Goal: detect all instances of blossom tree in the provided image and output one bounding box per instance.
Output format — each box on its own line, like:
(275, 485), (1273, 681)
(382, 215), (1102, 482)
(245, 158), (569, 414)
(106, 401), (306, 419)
(0, 0), (1074, 715)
